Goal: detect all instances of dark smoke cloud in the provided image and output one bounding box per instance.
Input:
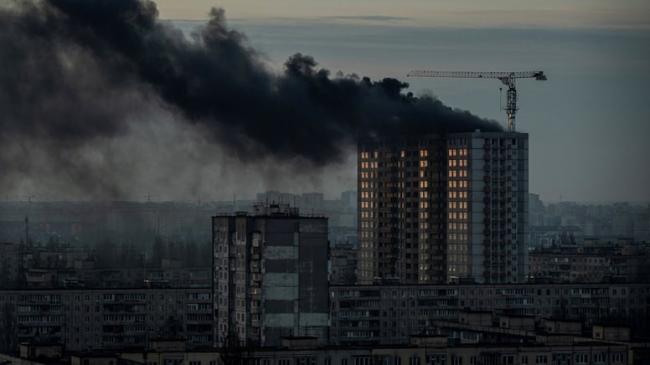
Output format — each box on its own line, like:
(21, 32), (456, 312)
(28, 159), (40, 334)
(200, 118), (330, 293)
(0, 0), (500, 199)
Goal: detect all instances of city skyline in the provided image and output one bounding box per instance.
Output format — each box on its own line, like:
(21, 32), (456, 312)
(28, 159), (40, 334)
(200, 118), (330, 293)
(0, 0), (649, 362)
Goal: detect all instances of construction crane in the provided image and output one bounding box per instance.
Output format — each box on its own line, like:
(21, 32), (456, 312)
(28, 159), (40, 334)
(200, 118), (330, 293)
(406, 70), (547, 131)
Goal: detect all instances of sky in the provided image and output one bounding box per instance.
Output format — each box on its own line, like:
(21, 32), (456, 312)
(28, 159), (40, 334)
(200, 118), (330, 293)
(152, 1), (650, 203)
(3, 1), (648, 203)
(154, 0), (650, 30)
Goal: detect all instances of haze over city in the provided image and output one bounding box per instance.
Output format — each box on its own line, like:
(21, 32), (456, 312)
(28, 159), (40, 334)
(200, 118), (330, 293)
(0, 1), (649, 363)
(0, 0), (648, 202)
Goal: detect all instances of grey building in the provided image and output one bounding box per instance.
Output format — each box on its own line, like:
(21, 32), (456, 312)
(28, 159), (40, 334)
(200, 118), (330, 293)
(447, 132), (529, 283)
(329, 244), (358, 285)
(3, 336), (635, 365)
(0, 242), (20, 288)
(329, 283), (650, 346)
(212, 204), (329, 348)
(357, 131), (528, 285)
(0, 287), (213, 353)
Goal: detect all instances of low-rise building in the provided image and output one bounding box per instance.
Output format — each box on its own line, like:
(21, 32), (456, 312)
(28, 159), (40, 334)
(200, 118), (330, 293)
(329, 283), (650, 346)
(0, 288), (213, 354)
(529, 243), (650, 283)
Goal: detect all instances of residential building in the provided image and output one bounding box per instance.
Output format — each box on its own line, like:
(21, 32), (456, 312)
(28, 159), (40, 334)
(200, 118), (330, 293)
(529, 243), (650, 283)
(330, 244), (358, 285)
(0, 288), (212, 353)
(357, 131), (528, 285)
(329, 283), (650, 346)
(0, 242), (20, 288)
(3, 337), (637, 365)
(212, 203), (329, 348)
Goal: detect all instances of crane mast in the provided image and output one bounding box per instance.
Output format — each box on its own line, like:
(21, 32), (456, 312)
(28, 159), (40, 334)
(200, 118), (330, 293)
(407, 70), (547, 131)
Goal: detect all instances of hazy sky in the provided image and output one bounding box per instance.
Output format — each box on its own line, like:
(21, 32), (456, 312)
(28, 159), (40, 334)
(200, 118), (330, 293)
(5, 1), (647, 203)
(154, 0), (650, 29)
(160, 1), (650, 203)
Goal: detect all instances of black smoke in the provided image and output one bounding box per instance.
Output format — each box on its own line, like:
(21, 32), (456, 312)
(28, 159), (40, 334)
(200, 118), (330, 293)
(0, 0), (501, 198)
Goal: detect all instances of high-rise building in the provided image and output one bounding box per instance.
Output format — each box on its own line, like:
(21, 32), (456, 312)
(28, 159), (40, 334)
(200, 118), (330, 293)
(212, 204), (329, 348)
(357, 131), (528, 284)
(357, 135), (447, 284)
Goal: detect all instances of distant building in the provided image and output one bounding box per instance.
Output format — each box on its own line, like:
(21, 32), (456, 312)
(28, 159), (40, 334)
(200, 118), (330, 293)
(212, 203), (329, 348)
(529, 225), (584, 248)
(529, 243), (650, 283)
(357, 132), (528, 284)
(0, 242), (20, 288)
(329, 243), (358, 285)
(329, 283), (650, 346)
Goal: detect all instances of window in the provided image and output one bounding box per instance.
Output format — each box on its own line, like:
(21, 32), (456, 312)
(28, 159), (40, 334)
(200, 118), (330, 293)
(354, 357), (371, 365)
(612, 353), (624, 363)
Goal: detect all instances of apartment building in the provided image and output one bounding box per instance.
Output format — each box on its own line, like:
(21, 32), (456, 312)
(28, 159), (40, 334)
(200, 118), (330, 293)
(529, 243), (650, 283)
(0, 288), (212, 353)
(6, 338), (633, 365)
(212, 204), (329, 348)
(329, 283), (650, 346)
(357, 131), (528, 285)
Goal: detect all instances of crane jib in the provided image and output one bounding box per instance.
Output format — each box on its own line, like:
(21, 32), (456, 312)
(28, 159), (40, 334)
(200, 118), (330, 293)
(406, 70), (547, 131)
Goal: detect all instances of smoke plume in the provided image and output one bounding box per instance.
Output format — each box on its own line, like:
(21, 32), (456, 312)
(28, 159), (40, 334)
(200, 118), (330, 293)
(0, 0), (501, 199)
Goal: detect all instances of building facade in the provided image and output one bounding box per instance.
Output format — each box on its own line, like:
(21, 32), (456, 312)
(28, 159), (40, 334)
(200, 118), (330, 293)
(357, 135), (447, 284)
(212, 204), (329, 348)
(357, 132), (528, 285)
(0, 288), (212, 354)
(529, 243), (650, 283)
(329, 244), (358, 285)
(3, 338), (635, 365)
(329, 283), (650, 346)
